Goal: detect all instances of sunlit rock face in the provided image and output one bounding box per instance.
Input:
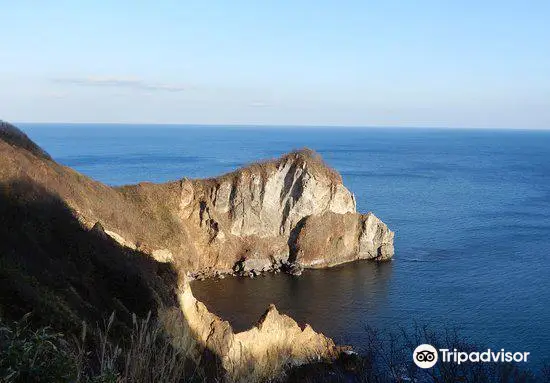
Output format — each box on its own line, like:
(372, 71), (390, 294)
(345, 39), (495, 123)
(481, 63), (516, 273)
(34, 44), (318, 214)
(289, 211), (394, 268)
(172, 149), (393, 275)
(170, 277), (341, 381)
(203, 151), (356, 238)
(175, 149), (371, 274)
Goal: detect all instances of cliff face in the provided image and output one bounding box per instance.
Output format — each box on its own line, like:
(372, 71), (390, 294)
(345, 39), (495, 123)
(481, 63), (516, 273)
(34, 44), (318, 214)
(175, 149), (385, 275)
(168, 277), (341, 381)
(194, 149), (356, 238)
(290, 212), (395, 268)
(0, 124), (394, 277)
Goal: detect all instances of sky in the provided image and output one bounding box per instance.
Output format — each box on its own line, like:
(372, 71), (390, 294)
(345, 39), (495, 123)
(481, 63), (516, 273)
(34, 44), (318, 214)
(1, 0), (549, 129)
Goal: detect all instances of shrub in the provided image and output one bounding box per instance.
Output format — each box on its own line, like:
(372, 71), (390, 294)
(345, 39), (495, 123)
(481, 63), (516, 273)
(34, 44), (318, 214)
(0, 313), (76, 382)
(1, 312), (206, 383)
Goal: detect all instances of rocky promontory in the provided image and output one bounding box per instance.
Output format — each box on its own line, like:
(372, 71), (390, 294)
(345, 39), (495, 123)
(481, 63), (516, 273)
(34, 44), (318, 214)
(1, 121), (393, 278)
(179, 148), (393, 277)
(0, 121), (394, 380)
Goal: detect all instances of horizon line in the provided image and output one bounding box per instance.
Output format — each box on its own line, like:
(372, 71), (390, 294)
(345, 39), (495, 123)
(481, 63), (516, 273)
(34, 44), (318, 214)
(10, 121), (550, 132)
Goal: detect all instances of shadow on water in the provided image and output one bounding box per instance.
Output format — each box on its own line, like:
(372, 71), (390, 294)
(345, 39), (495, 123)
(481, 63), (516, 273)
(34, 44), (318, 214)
(191, 260), (394, 345)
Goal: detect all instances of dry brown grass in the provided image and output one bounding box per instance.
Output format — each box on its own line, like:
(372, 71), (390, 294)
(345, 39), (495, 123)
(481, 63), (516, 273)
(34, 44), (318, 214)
(82, 311), (196, 383)
(0, 120), (52, 160)
(197, 148), (342, 188)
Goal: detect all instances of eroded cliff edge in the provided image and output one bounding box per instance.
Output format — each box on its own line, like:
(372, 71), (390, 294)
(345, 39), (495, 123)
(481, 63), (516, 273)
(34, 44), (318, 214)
(163, 275), (344, 380)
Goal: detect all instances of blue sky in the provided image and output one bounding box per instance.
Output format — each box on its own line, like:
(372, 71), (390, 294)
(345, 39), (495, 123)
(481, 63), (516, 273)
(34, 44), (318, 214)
(1, 0), (549, 128)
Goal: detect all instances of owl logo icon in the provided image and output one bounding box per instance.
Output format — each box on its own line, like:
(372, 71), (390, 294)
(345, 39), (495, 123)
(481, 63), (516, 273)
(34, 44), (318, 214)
(413, 344), (438, 368)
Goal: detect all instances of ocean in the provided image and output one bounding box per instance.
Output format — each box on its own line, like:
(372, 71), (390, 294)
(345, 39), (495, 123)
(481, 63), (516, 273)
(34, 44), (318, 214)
(21, 123), (550, 366)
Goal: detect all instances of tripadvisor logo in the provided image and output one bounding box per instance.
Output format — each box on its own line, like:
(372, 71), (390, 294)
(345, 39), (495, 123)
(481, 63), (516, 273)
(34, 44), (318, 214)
(413, 344), (438, 368)
(413, 344), (530, 369)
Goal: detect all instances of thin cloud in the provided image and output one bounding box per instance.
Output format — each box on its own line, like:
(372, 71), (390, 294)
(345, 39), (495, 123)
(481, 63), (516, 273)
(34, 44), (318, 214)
(53, 77), (185, 92)
(248, 101), (272, 108)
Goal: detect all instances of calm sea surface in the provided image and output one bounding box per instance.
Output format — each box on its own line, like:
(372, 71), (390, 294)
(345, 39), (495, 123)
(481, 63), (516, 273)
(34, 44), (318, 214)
(21, 124), (550, 366)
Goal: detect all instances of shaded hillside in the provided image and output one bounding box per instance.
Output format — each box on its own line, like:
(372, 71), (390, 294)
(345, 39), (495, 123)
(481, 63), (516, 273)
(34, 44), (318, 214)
(0, 121), (51, 160)
(0, 123), (217, 381)
(0, 178), (178, 335)
(0, 123), (189, 271)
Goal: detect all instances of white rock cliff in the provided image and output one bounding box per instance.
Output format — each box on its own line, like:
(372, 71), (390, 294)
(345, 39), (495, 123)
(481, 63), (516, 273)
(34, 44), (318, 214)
(169, 149), (394, 276)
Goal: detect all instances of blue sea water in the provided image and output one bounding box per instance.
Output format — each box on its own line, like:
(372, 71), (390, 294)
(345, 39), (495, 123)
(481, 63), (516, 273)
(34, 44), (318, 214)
(21, 124), (550, 366)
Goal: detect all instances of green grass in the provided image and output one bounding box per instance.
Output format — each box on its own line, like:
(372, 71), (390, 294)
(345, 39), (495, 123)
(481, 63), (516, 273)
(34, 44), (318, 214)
(0, 313), (208, 383)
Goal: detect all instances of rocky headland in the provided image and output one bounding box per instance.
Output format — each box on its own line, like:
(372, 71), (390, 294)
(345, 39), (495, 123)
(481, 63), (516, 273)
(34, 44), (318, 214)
(0, 120), (394, 380)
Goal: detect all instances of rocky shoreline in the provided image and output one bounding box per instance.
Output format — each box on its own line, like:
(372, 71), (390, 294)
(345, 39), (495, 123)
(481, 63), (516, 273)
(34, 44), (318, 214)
(187, 259), (302, 280)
